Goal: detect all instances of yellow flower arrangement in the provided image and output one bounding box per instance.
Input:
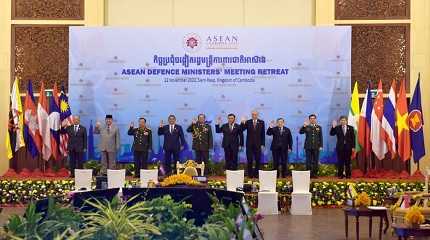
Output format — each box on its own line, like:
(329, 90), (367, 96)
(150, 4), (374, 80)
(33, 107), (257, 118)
(405, 206), (425, 226)
(160, 174), (200, 187)
(354, 192), (371, 207)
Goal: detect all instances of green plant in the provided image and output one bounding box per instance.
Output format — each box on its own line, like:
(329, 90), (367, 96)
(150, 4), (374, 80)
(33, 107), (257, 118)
(317, 164), (337, 177)
(83, 160), (102, 175)
(125, 163), (135, 177)
(4, 202), (42, 239)
(142, 195), (198, 240)
(79, 196), (160, 240)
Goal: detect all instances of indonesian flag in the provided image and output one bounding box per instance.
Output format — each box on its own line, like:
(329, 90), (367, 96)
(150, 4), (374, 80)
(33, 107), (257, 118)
(358, 82), (373, 158)
(37, 82), (51, 161)
(396, 80), (411, 161)
(381, 80), (396, 158)
(370, 80), (387, 160)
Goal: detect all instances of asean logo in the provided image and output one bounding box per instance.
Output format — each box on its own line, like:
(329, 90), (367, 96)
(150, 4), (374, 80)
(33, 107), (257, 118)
(183, 33), (201, 53)
(409, 110), (423, 132)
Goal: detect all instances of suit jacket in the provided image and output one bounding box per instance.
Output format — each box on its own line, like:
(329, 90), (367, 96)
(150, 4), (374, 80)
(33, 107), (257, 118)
(266, 126), (293, 151)
(329, 125), (355, 151)
(186, 123), (213, 151)
(215, 123), (244, 150)
(299, 124), (323, 150)
(62, 125), (87, 152)
(158, 124), (185, 151)
(241, 119), (265, 147)
(128, 127), (152, 152)
(94, 124), (120, 152)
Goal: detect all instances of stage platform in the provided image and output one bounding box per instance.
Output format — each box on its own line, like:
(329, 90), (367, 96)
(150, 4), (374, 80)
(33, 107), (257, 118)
(0, 174), (425, 209)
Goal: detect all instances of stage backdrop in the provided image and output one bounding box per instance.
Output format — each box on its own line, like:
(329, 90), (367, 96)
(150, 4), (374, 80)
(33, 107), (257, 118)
(69, 27), (351, 164)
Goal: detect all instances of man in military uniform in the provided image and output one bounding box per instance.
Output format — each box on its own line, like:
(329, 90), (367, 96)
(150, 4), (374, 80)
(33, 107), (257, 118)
(186, 114), (213, 174)
(128, 117), (152, 177)
(299, 114), (323, 178)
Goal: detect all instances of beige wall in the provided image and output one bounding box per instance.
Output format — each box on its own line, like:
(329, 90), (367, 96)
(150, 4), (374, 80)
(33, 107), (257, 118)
(0, 0), (429, 175)
(106, 0), (315, 26)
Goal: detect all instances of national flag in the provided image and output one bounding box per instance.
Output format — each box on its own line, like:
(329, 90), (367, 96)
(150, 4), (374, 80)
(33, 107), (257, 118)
(396, 80), (411, 161)
(37, 82), (51, 161)
(49, 83), (61, 161)
(88, 120), (95, 160)
(381, 80), (396, 158)
(348, 81), (361, 157)
(6, 108), (15, 159)
(358, 82), (373, 158)
(59, 86), (73, 157)
(24, 80), (42, 158)
(371, 80), (387, 160)
(11, 77), (25, 151)
(408, 75), (425, 163)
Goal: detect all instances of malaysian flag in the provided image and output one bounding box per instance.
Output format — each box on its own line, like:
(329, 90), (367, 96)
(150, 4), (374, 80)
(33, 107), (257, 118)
(59, 87), (73, 156)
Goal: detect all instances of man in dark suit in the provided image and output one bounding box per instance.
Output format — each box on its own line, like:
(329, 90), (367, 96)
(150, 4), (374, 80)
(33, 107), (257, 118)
(61, 116), (87, 177)
(128, 117), (152, 177)
(158, 115), (185, 175)
(186, 114), (213, 173)
(299, 114), (323, 178)
(241, 110), (265, 178)
(330, 116), (355, 179)
(215, 113), (244, 170)
(267, 118), (293, 178)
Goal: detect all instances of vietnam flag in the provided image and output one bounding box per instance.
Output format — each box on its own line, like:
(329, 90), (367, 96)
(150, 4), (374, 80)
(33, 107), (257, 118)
(396, 80), (411, 161)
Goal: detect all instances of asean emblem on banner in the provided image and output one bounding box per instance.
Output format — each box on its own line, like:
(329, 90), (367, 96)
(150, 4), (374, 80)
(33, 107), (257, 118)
(183, 33), (201, 53)
(409, 109), (423, 132)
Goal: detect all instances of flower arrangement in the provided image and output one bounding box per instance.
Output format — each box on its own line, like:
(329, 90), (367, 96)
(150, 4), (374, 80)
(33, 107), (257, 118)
(405, 206), (425, 226)
(354, 192), (371, 207)
(160, 174), (200, 187)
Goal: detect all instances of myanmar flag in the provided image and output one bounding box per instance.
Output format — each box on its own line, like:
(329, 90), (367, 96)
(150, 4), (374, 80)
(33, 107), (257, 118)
(348, 81), (361, 157)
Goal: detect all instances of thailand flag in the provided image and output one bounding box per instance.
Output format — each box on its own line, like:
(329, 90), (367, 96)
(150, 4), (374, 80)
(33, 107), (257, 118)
(381, 80), (396, 158)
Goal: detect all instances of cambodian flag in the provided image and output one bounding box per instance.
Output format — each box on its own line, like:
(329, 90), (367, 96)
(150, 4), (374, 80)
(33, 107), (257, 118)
(24, 80), (42, 158)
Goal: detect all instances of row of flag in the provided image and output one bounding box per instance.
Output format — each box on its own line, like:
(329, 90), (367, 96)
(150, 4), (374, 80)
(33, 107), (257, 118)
(6, 78), (74, 161)
(348, 76), (425, 163)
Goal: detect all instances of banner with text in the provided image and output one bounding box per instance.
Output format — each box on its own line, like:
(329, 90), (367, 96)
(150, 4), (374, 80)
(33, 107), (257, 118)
(69, 27), (351, 164)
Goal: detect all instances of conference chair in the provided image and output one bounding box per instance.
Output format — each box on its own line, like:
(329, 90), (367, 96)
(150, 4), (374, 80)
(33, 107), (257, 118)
(140, 169), (159, 187)
(257, 170), (278, 215)
(226, 170), (244, 192)
(74, 169), (93, 191)
(107, 169), (126, 192)
(291, 170), (312, 215)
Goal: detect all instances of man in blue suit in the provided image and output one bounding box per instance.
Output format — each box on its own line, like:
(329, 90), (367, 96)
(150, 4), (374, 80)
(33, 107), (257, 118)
(158, 114), (185, 175)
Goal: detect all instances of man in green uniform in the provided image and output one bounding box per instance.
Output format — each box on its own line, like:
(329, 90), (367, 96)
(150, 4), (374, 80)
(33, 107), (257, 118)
(128, 117), (152, 177)
(186, 113), (213, 174)
(299, 114), (323, 178)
